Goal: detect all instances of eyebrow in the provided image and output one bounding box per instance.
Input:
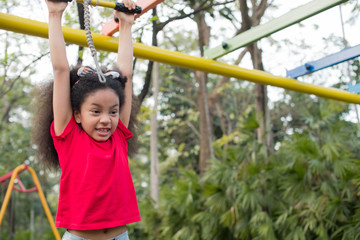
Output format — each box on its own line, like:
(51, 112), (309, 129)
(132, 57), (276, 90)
(90, 103), (119, 108)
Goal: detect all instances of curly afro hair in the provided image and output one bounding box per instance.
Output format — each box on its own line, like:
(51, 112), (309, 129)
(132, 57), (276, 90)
(32, 66), (138, 170)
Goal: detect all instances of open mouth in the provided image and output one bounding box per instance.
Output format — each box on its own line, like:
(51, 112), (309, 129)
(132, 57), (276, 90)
(96, 128), (110, 136)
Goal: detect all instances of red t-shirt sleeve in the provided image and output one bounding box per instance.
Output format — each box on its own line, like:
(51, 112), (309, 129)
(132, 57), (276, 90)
(50, 117), (77, 139)
(117, 120), (133, 140)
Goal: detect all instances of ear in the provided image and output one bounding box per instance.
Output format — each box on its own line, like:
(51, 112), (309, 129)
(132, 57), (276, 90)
(74, 110), (81, 124)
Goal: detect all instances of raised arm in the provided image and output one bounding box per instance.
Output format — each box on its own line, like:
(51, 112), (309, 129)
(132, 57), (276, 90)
(46, 0), (72, 135)
(115, 0), (136, 128)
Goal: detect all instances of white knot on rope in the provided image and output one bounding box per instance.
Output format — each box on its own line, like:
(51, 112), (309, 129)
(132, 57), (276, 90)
(83, 0), (106, 83)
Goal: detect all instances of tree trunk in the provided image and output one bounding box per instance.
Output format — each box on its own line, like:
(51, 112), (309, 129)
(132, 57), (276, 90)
(248, 43), (273, 154)
(150, 61), (160, 207)
(149, 6), (160, 206)
(195, 71), (213, 174)
(237, 0), (273, 153)
(194, 11), (213, 174)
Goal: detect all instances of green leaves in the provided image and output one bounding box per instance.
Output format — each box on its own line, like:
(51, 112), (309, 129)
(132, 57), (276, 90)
(137, 92), (360, 239)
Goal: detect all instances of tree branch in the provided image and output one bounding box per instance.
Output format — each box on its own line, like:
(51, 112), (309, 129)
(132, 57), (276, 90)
(1, 52), (50, 97)
(162, 89), (197, 107)
(158, 0), (236, 31)
(186, 120), (200, 138)
(238, 0), (252, 34)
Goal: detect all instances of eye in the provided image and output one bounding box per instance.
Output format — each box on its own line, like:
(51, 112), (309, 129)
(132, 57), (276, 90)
(91, 109), (100, 114)
(110, 109), (119, 115)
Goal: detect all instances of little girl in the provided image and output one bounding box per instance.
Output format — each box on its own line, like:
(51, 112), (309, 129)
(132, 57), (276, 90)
(32, 0), (141, 239)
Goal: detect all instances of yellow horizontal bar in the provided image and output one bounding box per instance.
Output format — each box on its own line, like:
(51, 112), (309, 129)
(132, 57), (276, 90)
(1, 12), (359, 104)
(76, 0), (116, 9)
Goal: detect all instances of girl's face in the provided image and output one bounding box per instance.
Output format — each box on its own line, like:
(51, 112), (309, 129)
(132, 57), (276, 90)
(74, 88), (120, 142)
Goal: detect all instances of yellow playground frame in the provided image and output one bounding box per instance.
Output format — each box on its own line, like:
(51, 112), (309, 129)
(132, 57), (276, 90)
(0, 11), (360, 104)
(0, 164), (61, 240)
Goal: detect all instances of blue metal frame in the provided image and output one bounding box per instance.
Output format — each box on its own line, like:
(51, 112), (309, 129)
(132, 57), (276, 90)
(286, 44), (360, 79)
(347, 83), (360, 94)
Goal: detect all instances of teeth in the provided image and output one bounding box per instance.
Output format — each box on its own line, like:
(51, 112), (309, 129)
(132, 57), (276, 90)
(98, 129), (109, 132)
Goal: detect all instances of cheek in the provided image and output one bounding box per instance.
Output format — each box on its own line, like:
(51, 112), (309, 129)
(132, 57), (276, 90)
(112, 117), (119, 129)
(113, 116), (119, 123)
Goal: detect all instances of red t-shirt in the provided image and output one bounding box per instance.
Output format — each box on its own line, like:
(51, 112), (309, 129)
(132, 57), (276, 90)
(50, 117), (141, 230)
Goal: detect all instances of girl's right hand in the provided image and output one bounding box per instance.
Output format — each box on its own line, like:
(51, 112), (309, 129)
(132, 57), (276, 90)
(45, 0), (68, 14)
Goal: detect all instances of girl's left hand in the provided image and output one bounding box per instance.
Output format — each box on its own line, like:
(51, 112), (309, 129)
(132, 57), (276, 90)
(115, 0), (137, 25)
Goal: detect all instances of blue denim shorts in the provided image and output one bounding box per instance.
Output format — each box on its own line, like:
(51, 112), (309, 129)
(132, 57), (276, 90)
(62, 230), (129, 240)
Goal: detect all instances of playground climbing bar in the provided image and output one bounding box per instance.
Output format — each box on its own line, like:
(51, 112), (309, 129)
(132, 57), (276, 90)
(1, 12), (360, 104)
(76, 0), (117, 9)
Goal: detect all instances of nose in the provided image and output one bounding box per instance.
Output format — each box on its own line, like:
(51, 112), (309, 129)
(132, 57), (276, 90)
(100, 114), (111, 124)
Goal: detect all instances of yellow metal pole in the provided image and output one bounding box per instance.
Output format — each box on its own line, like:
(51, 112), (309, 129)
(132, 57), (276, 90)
(0, 165), (25, 226)
(1, 12), (360, 104)
(76, 0), (116, 9)
(27, 166), (61, 240)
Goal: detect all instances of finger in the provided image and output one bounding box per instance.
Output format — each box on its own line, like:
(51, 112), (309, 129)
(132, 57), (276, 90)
(123, 0), (135, 10)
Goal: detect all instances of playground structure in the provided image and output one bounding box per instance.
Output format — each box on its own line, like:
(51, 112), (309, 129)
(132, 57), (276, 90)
(286, 44), (360, 79)
(0, 0), (359, 238)
(0, 164), (61, 240)
(1, 1), (360, 104)
(99, 0), (165, 36)
(204, 0), (348, 59)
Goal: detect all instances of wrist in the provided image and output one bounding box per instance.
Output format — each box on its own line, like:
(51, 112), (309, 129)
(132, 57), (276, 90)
(48, 11), (64, 18)
(118, 20), (133, 27)
(118, 21), (133, 32)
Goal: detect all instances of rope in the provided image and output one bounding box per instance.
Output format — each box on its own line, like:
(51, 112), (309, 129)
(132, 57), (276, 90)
(83, 0), (106, 83)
